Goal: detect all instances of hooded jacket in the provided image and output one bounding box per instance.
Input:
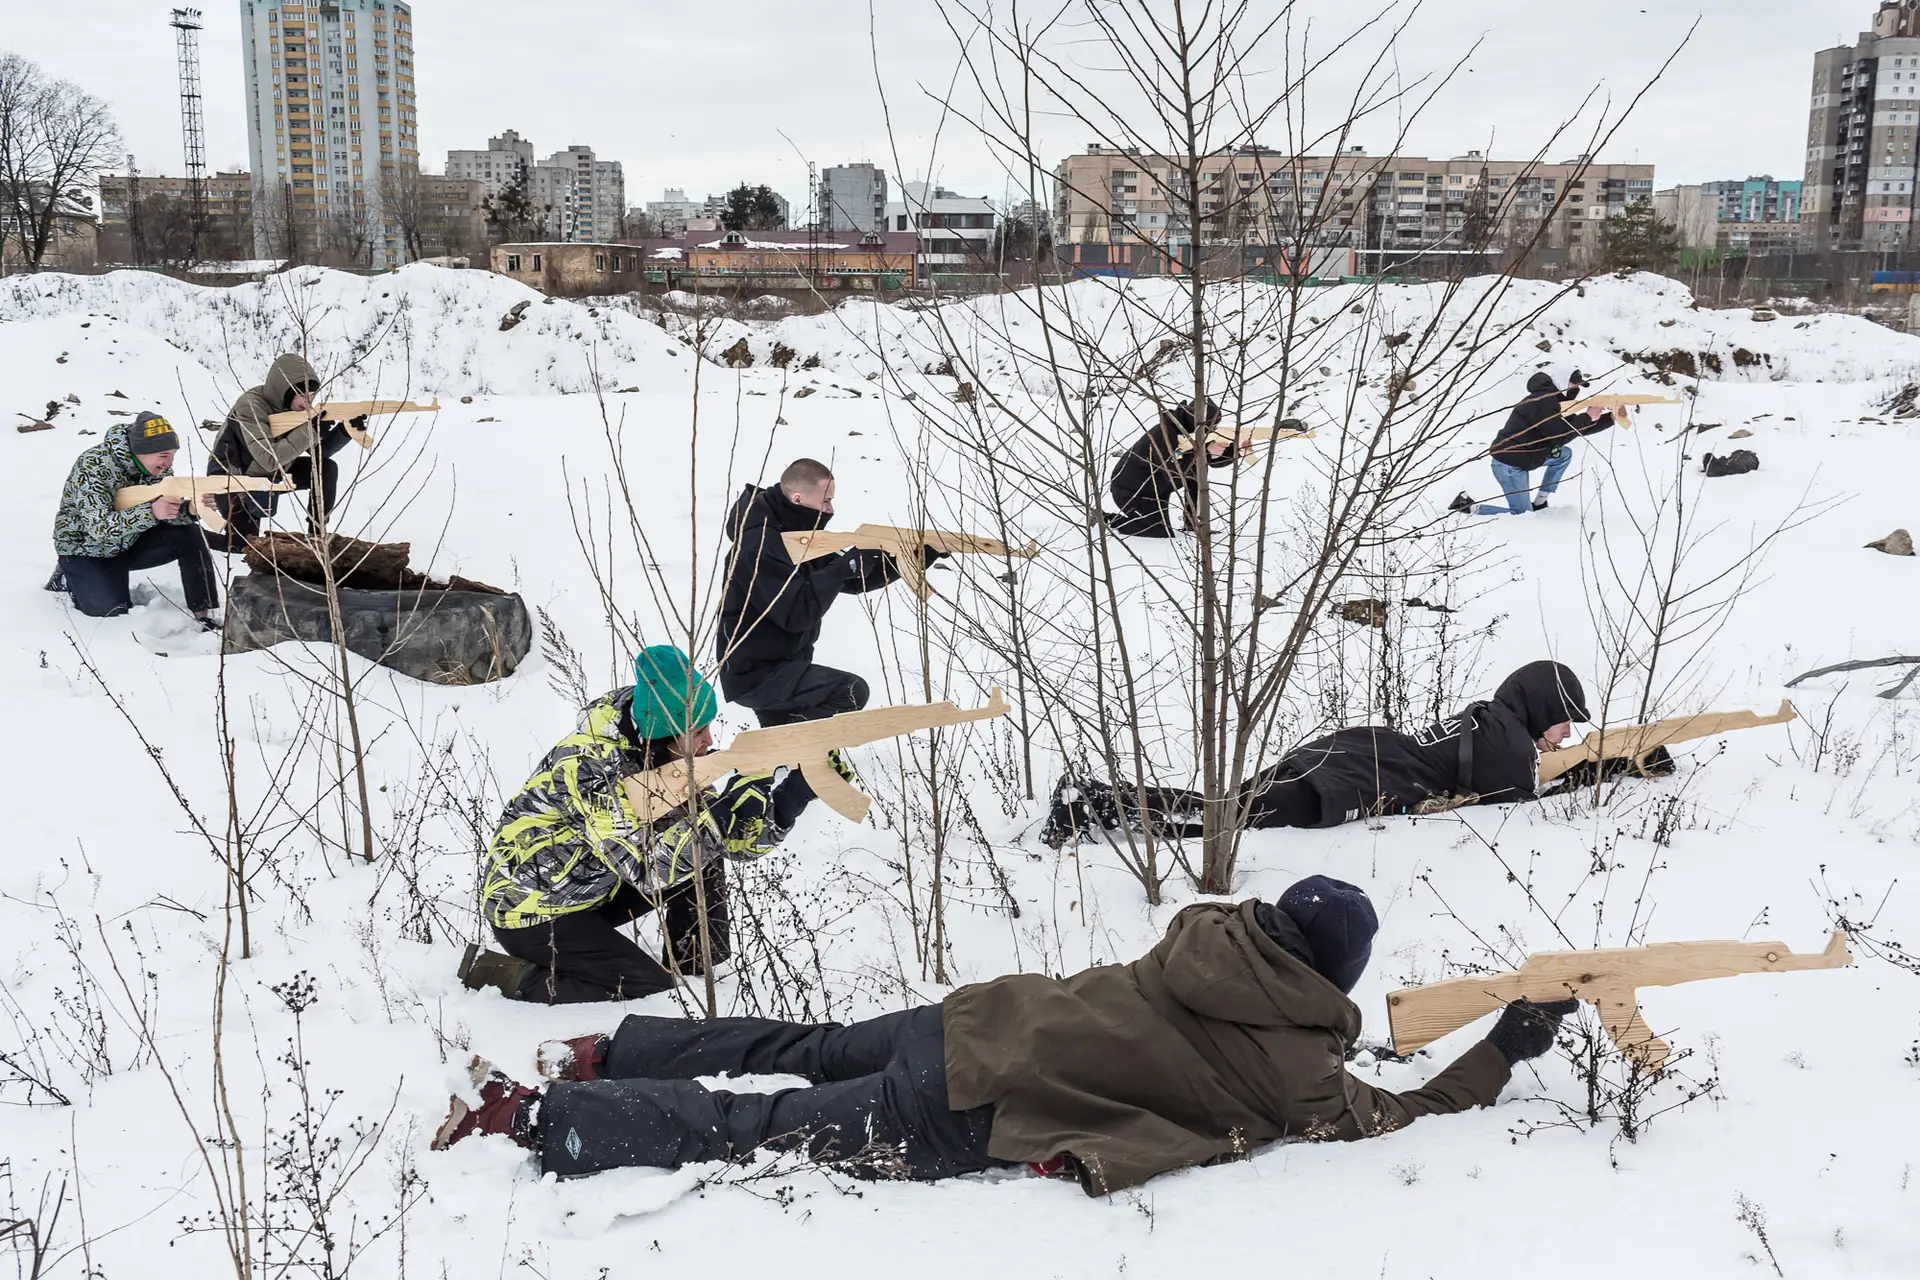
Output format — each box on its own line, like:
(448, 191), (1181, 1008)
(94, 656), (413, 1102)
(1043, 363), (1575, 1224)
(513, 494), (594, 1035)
(942, 899), (1511, 1195)
(1256, 660), (1590, 827)
(715, 483), (901, 698)
(1109, 402), (1238, 512)
(213, 353), (330, 478)
(1489, 371), (1614, 472)
(53, 431), (198, 558)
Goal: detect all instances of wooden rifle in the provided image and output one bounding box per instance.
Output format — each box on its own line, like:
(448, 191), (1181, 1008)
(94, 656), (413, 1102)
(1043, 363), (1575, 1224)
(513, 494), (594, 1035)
(1562, 393), (1683, 428)
(267, 397), (442, 448)
(1175, 424), (1316, 468)
(781, 524), (1040, 600)
(1386, 932), (1851, 1068)
(1537, 700), (1798, 785)
(622, 688), (1011, 824)
(115, 474), (296, 537)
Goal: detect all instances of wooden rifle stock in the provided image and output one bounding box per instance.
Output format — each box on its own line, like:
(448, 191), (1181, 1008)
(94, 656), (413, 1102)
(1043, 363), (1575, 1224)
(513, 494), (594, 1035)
(781, 524), (1040, 600)
(115, 474), (296, 537)
(266, 397), (441, 448)
(622, 688), (1011, 824)
(1386, 932), (1850, 1068)
(1538, 700), (1798, 785)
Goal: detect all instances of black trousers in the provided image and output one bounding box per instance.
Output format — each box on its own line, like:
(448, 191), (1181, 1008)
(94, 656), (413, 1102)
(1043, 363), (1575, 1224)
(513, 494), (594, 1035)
(205, 455), (339, 552)
(1105, 476), (1201, 539)
(728, 660), (870, 808)
(491, 863), (729, 1004)
(537, 1005), (998, 1182)
(1144, 770), (1322, 835)
(60, 524), (220, 617)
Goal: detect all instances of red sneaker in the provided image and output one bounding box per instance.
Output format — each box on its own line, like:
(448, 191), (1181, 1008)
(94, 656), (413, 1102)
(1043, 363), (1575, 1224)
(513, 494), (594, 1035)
(536, 1033), (610, 1083)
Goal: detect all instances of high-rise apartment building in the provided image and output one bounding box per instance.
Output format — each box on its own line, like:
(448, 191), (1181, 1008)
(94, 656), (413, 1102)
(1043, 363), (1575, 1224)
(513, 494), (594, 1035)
(240, 0), (418, 266)
(1053, 144), (1652, 269)
(542, 146), (624, 242)
(819, 163), (888, 233)
(1804, 2), (1920, 248)
(446, 129), (534, 199)
(1657, 178), (1805, 254)
(1703, 176), (1802, 223)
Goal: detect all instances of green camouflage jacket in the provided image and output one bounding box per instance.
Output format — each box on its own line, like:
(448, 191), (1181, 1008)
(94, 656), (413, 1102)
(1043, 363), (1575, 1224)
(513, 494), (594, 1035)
(481, 688), (781, 930)
(53, 431), (196, 559)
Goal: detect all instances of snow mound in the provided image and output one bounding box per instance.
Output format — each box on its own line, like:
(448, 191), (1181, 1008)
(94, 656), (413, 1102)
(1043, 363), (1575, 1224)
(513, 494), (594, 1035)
(0, 264), (701, 399)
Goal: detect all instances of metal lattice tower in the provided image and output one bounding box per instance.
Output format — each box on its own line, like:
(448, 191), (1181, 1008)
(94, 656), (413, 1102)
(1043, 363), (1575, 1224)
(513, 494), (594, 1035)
(170, 8), (207, 261)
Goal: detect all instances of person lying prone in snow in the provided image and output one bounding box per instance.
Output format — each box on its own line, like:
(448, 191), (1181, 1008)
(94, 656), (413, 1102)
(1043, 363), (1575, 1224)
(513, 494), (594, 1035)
(431, 878), (1575, 1194)
(1043, 660), (1590, 847)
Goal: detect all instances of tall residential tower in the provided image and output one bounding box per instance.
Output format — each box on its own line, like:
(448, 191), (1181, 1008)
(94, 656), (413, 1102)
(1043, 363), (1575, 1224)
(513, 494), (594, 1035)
(1804, 1), (1920, 249)
(241, 0), (418, 265)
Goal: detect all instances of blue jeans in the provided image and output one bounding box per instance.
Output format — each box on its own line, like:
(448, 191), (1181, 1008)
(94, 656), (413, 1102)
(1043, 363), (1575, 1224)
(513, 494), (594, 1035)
(1475, 446), (1571, 515)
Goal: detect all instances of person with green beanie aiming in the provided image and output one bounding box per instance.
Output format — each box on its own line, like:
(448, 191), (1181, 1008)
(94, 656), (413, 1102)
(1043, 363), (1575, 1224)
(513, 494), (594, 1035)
(459, 646), (810, 1003)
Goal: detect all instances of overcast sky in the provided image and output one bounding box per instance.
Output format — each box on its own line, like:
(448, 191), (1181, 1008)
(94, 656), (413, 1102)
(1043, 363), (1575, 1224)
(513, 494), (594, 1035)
(3, 1), (1874, 208)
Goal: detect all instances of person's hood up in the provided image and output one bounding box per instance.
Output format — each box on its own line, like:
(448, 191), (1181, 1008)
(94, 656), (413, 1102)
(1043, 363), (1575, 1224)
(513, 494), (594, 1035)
(725, 482), (829, 544)
(1525, 370), (1562, 399)
(264, 353), (320, 410)
(1157, 899), (1360, 1040)
(1494, 660), (1591, 739)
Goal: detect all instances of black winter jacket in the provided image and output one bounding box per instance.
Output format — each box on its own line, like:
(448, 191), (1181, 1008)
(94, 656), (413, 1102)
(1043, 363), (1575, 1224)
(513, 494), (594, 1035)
(1490, 372), (1614, 472)
(1254, 661), (1590, 827)
(715, 484), (901, 698)
(1109, 403), (1238, 510)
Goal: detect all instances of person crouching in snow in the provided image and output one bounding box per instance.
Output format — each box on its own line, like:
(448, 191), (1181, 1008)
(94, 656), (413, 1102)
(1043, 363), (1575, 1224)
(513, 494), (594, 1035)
(1451, 368), (1614, 516)
(1102, 397), (1239, 537)
(50, 412), (222, 628)
(1042, 660), (1588, 847)
(457, 646), (813, 1003)
(432, 877), (1576, 1193)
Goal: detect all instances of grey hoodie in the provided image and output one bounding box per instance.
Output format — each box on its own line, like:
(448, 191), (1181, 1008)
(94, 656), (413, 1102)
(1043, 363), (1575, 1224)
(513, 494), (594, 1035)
(223, 353), (321, 476)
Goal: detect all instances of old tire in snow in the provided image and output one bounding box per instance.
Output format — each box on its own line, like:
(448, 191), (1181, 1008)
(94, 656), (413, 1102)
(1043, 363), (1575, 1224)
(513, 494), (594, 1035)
(223, 572), (533, 685)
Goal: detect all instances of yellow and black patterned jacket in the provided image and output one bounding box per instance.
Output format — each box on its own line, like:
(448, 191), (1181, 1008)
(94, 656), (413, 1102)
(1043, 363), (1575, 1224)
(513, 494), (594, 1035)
(481, 688), (765, 930)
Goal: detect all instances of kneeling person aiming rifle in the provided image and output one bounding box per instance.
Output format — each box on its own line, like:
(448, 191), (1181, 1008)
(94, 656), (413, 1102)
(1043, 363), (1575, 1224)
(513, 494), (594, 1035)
(50, 412), (222, 626)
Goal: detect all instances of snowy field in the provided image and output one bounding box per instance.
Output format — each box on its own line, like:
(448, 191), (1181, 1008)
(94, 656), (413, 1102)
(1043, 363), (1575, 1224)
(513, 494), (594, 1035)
(2, 265), (1917, 1278)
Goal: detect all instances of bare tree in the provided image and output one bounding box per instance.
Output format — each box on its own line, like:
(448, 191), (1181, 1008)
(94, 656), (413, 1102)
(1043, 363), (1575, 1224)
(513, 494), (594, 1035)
(0, 53), (119, 270)
(822, 0), (1693, 900)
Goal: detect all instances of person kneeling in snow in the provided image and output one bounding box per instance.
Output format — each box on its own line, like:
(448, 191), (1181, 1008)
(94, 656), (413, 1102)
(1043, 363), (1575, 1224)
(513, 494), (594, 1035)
(203, 352), (360, 551)
(1043, 660), (1588, 847)
(458, 647), (812, 1003)
(49, 412), (221, 628)
(1102, 398), (1239, 538)
(432, 877), (1575, 1194)
(1450, 368), (1614, 516)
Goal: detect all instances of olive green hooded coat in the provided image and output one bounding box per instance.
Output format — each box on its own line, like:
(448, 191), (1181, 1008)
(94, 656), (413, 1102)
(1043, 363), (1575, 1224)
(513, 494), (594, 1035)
(221, 353), (321, 476)
(942, 899), (1511, 1195)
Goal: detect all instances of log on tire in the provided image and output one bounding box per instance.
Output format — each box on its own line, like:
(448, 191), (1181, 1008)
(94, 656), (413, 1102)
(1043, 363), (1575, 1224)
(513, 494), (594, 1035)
(223, 572), (533, 685)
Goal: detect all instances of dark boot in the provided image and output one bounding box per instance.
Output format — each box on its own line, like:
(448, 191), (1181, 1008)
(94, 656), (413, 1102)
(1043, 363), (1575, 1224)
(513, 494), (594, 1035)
(44, 566), (66, 593)
(536, 1033), (610, 1083)
(458, 943), (535, 998)
(1448, 491), (1474, 515)
(432, 1057), (540, 1152)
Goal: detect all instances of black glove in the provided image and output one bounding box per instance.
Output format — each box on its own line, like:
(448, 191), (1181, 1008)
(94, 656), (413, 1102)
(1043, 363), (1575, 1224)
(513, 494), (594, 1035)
(320, 419), (354, 458)
(920, 544), (950, 567)
(1565, 369), (1585, 390)
(1486, 998), (1578, 1064)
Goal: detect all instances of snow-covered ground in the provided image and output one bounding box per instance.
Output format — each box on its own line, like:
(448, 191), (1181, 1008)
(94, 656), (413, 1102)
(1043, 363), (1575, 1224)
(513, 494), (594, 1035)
(2, 265), (1917, 1278)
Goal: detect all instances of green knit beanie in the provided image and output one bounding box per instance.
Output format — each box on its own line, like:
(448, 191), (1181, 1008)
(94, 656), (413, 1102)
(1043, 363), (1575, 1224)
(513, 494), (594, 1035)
(630, 645), (718, 740)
